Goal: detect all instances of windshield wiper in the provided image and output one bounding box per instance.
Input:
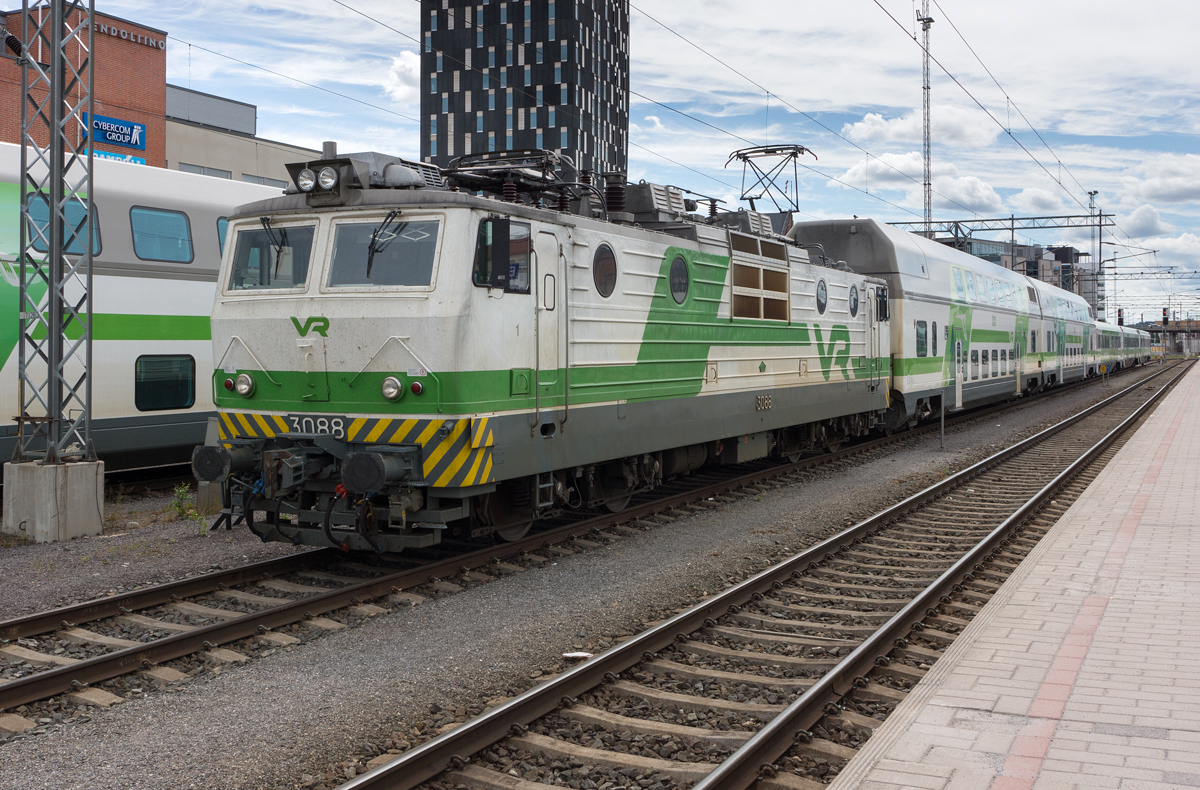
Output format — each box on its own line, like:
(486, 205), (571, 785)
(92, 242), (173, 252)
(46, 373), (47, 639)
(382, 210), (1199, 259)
(366, 210), (402, 279)
(260, 217), (289, 279)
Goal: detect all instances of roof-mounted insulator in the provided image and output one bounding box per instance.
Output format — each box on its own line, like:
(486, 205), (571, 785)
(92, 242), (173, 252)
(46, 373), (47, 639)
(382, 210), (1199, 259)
(502, 179), (518, 203)
(604, 172), (626, 214)
(557, 189), (570, 213)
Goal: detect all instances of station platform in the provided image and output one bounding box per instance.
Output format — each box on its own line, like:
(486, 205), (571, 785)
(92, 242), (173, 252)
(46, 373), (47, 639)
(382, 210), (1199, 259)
(829, 363), (1200, 790)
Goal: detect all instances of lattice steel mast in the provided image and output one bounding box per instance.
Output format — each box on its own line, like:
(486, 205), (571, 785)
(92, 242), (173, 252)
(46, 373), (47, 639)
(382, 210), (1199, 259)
(918, 3), (934, 237)
(17, 0), (96, 463)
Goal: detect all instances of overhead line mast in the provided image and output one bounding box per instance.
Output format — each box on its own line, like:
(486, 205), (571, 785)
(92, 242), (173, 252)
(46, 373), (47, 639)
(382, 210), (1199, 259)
(918, 3), (934, 237)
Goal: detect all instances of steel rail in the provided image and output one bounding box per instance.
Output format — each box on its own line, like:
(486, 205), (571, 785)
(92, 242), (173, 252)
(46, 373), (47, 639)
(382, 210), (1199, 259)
(0, 362), (1118, 640)
(0, 549), (335, 641)
(0, 363), (1166, 709)
(694, 360), (1192, 789)
(338, 362), (1184, 790)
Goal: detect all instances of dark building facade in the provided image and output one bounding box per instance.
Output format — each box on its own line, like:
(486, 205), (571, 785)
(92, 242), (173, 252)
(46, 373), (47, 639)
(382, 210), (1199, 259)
(420, 0), (628, 176)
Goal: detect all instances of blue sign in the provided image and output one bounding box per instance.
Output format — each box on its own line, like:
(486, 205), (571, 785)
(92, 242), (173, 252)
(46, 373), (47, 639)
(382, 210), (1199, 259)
(84, 148), (146, 166)
(83, 113), (146, 151)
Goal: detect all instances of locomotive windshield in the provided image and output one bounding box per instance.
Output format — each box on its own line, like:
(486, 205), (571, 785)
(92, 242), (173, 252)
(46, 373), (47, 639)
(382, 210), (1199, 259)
(328, 218), (440, 287)
(228, 223), (316, 290)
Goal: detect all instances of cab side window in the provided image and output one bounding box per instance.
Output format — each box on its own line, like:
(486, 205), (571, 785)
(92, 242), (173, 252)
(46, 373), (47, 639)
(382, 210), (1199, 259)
(473, 217), (531, 294)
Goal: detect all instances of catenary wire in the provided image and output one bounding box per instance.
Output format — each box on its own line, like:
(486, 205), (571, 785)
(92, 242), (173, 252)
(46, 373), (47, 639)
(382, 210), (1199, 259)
(342, 0), (924, 217)
(169, 37), (421, 124)
(629, 1), (981, 217)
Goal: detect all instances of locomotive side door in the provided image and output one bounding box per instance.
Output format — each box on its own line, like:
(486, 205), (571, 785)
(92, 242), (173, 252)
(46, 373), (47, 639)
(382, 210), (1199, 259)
(534, 230), (564, 400)
(868, 287), (879, 391)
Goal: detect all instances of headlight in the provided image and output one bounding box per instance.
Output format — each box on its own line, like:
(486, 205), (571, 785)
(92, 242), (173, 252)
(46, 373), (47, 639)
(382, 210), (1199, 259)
(318, 166), (338, 190)
(234, 373), (255, 396)
(381, 376), (404, 401)
(297, 168), (316, 192)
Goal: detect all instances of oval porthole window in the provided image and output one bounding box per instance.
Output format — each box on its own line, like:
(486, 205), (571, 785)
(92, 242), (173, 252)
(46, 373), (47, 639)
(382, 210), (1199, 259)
(593, 244), (617, 298)
(849, 285), (859, 318)
(669, 255), (689, 304)
(816, 279), (828, 314)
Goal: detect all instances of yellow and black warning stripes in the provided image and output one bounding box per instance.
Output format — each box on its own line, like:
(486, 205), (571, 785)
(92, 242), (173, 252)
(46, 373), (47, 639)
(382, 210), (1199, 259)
(344, 417), (492, 488)
(218, 412), (289, 440)
(217, 412), (494, 489)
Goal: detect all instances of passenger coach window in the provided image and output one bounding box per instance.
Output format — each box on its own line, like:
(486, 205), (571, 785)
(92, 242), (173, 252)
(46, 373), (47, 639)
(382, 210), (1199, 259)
(916, 321), (928, 357)
(472, 217), (531, 294)
(135, 355), (195, 411)
(130, 207), (193, 263)
(228, 222), (316, 290)
(982, 349), (989, 377)
(26, 194), (101, 255)
(971, 349), (979, 379)
(965, 274), (977, 301)
(992, 352), (998, 377)
(329, 218), (440, 287)
(952, 268), (965, 300)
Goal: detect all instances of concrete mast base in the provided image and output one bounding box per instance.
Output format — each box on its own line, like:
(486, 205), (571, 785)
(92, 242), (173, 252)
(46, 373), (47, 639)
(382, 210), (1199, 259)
(2, 460), (105, 543)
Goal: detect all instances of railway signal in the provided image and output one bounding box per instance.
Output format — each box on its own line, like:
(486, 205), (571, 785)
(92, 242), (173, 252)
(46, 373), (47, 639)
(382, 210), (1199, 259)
(1164, 307), (1170, 326)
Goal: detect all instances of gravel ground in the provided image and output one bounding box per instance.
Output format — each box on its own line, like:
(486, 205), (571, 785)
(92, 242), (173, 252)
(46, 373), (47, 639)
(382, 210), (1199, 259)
(0, 369), (1156, 789)
(0, 486), (303, 620)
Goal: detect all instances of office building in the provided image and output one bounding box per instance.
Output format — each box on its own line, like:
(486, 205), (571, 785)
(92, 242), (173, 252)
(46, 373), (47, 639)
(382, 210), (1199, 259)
(421, 0), (629, 176)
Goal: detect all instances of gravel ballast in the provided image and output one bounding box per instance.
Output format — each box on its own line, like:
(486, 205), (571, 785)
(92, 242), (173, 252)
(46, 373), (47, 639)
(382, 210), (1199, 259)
(0, 370), (1158, 789)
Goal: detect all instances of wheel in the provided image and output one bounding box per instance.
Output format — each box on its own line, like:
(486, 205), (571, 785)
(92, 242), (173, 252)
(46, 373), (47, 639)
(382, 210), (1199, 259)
(824, 441), (843, 454)
(603, 492), (632, 512)
(495, 522), (533, 541)
(479, 490), (534, 542)
(786, 450), (804, 463)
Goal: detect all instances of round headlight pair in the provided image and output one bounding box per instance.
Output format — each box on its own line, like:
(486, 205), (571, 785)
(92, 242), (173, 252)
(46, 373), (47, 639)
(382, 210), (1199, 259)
(297, 166), (338, 192)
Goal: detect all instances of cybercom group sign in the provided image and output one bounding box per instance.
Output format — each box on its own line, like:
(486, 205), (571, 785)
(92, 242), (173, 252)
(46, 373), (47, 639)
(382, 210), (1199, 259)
(82, 113), (146, 151)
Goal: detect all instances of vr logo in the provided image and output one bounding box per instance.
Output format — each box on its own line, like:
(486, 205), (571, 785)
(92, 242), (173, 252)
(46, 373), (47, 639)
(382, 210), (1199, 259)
(291, 316), (329, 337)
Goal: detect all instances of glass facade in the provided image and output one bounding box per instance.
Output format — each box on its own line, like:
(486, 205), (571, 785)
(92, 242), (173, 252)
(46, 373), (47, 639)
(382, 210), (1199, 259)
(420, 0), (629, 175)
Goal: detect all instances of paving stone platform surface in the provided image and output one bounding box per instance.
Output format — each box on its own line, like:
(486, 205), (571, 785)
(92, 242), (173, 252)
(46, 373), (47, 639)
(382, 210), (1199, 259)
(829, 362), (1200, 790)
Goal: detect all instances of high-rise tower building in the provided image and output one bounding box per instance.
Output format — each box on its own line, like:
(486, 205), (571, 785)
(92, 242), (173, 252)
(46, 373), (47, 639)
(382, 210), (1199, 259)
(420, 0), (629, 176)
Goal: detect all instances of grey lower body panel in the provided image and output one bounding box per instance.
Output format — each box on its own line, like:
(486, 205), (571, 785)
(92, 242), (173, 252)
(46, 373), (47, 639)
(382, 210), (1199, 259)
(0, 411), (210, 474)
(481, 379), (886, 481)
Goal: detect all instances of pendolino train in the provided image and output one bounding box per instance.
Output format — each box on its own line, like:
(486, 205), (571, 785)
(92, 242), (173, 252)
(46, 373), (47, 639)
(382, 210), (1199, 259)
(192, 146), (1150, 554)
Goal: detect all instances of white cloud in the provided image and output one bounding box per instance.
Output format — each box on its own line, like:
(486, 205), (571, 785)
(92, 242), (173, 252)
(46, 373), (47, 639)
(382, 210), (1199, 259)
(1011, 187), (1068, 215)
(934, 175), (1004, 214)
(1134, 154), (1200, 204)
(1123, 204), (1174, 238)
(384, 51), (421, 104)
(842, 106), (1000, 148)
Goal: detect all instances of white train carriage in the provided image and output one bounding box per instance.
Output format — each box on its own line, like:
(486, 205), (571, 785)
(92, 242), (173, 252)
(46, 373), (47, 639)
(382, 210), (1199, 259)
(789, 219), (1127, 427)
(0, 143), (278, 468)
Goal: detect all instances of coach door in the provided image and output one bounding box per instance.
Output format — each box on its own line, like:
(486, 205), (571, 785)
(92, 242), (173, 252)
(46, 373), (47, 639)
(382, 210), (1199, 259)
(953, 330), (964, 409)
(868, 288), (879, 391)
(1013, 341), (1022, 394)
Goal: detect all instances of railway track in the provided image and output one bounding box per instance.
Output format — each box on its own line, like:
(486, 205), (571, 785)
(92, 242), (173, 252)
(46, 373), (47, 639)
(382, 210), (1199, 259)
(0, 363), (1163, 725)
(334, 360), (1191, 790)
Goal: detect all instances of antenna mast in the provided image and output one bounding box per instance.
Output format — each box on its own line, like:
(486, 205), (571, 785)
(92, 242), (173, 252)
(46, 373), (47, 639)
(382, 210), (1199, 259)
(918, 2), (934, 237)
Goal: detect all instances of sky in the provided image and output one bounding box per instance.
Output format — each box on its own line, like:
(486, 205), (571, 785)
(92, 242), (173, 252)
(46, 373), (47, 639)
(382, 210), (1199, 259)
(104, 0), (1200, 323)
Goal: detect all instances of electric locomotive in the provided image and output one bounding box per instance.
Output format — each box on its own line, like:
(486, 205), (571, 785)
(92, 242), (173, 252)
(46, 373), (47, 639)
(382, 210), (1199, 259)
(193, 146), (893, 553)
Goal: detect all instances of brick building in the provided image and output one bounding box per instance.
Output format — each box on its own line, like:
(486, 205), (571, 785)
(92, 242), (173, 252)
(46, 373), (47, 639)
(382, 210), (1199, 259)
(1, 6), (314, 182)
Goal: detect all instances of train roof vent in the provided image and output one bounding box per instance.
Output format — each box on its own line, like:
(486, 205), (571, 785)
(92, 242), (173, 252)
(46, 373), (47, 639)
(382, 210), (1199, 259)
(342, 152), (445, 189)
(625, 181), (688, 220)
(714, 208), (777, 238)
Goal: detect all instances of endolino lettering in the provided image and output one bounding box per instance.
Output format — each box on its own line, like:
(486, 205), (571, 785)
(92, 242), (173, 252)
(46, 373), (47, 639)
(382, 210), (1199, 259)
(81, 19), (166, 50)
